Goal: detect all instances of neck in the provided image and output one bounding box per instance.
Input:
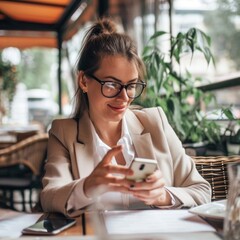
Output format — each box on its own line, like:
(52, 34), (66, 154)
(92, 120), (122, 147)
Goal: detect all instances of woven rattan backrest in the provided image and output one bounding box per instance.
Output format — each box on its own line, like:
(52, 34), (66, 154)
(193, 155), (240, 201)
(0, 133), (48, 175)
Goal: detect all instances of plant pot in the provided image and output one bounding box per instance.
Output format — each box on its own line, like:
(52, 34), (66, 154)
(227, 142), (240, 155)
(226, 129), (240, 155)
(183, 141), (208, 156)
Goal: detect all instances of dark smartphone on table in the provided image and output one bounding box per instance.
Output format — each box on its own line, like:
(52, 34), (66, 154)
(22, 215), (76, 235)
(126, 158), (158, 182)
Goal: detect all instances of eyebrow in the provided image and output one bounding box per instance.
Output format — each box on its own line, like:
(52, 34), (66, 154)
(104, 76), (138, 83)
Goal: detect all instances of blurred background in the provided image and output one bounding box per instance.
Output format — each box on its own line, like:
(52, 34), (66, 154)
(1, 0), (240, 212)
(0, 0), (239, 148)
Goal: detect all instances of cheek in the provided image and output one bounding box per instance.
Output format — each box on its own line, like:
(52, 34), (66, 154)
(87, 84), (99, 98)
(87, 91), (104, 106)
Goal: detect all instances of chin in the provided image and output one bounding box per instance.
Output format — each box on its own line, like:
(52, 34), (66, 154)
(108, 112), (125, 122)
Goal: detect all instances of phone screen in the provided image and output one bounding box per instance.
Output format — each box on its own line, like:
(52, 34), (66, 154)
(22, 217), (76, 235)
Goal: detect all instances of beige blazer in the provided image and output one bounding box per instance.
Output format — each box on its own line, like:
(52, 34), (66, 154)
(41, 107), (211, 217)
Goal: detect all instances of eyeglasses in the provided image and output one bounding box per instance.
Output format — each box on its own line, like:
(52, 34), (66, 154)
(86, 74), (146, 99)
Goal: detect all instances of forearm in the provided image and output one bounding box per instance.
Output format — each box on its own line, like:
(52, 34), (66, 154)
(167, 182), (211, 208)
(41, 180), (79, 214)
(67, 178), (95, 214)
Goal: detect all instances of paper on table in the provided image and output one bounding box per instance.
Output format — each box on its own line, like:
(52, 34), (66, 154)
(101, 209), (216, 235)
(19, 233), (222, 240)
(19, 237), (96, 240)
(0, 208), (42, 238)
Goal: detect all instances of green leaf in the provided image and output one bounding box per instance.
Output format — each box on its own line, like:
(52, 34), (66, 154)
(142, 46), (153, 56)
(149, 31), (167, 41)
(222, 108), (235, 120)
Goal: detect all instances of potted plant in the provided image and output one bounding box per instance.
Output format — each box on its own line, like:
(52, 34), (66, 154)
(224, 125), (240, 155)
(135, 28), (236, 155)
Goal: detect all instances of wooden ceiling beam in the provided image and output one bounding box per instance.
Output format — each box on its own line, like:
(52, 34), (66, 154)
(0, 0), (67, 8)
(55, 0), (84, 33)
(0, 19), (56, 31)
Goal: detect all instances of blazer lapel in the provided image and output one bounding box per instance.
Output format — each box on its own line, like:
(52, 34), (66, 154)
(126, 109), (156, 160)
(74, 109), (157, 179)
(73, 111), (95, 178)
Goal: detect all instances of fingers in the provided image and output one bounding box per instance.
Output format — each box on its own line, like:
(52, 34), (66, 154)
(131, 186), (164, 198)
(145, 170), (162, 182)
(84, 144), (131, 198)
(127, 169), (168, 205)
(101, 164), (132, 176)
(130, 180), (165, 202)
(130, 170), (164, 190)
(97, 145), (132, 176)
(132, 187), (169, 206)
(99, 145), (123, 166)
(94, 175), (132, 187)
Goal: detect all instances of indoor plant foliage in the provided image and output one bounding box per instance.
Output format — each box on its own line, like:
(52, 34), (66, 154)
(0, 52), (17, 103)
(137, 28), (232, 145)
(0, 56), (18, 121)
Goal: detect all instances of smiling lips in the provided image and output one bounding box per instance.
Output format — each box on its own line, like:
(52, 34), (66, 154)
(108, 104), (127, 112)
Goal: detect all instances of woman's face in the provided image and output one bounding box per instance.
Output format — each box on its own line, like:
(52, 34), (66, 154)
(84, 55), (138, 125)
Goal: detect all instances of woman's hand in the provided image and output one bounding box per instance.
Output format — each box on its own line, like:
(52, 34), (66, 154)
(129, 170), (172, 206)
(83, 145), (133, 198)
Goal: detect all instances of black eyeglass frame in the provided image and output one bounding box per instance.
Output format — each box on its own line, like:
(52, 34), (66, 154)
(86, 74), (146, 99)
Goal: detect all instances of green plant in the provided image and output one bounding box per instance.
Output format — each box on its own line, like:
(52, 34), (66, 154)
(0, 55), (17, 121)
(0, 57), (17, 102)
(136, 28), (236, 145)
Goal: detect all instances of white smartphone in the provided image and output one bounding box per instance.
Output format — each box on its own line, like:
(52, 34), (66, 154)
(126, 158), (158, 182)
(22, 217), (76, 235)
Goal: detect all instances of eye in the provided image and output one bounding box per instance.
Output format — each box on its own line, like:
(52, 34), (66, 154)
(105, 82), (120, 89)
(128, 84), (137, 90)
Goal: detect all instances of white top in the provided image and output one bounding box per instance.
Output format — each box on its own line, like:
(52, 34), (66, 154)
(90, 116), (134, 168)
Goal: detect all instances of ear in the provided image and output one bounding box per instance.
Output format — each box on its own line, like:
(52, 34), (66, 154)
(78, 71), (88, 93)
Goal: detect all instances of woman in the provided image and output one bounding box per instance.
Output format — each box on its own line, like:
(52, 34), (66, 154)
(41, 18), (211, 217)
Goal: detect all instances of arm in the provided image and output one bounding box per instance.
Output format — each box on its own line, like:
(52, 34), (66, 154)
(41, 119), (133, 217)
(40, 119), (94, 217)
(131, 107), (211, 208)
(156, 107), (211, 207)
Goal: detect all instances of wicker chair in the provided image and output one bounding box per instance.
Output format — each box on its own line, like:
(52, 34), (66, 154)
(193, 155), (240, 201)
(0, 133), (48, 211)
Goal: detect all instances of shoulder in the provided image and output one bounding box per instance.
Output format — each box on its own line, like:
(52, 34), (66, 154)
(130, 106), (167, 124)
(50, 118), (77, 130)
(49, 118), (77, 141)
(129, 106), (173, 134)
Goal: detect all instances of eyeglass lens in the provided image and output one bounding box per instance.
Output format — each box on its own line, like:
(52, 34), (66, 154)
(102, 82), (144, 98)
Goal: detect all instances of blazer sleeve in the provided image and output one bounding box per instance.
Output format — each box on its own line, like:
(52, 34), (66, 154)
(157, 107), (211, 207)
(40, 119), (94, 217)
(136, 107), (211, 207)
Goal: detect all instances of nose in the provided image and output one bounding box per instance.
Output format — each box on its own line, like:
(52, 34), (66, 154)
(117, 87), (129, 100)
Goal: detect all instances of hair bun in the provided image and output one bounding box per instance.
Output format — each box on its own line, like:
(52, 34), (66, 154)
(91, 18), (117, 36)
